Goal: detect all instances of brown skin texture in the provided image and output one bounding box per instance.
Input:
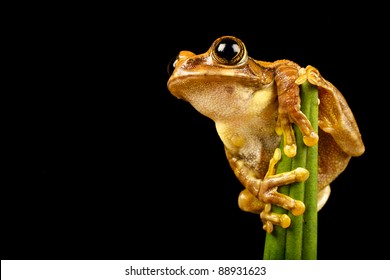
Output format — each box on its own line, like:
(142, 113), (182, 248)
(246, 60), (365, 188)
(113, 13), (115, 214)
(167, 36), (365, 232)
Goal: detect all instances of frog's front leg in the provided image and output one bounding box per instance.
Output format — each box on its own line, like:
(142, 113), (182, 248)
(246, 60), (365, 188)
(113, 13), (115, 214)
(226, 148), (308, 233)
(274, 64), (319, 157)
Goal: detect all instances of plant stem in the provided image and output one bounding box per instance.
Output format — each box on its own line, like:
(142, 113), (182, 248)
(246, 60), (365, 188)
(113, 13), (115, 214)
(301, 81), (318, 260)
(263, 81), (318, 260)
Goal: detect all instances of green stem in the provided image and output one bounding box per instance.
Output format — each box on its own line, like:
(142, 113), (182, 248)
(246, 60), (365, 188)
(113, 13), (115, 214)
(263, 81), (318, 260)
(301, 81), (318, 260)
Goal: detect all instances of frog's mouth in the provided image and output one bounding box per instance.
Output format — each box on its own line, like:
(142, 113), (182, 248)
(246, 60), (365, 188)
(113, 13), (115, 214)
(168, 75), (269, 123)
(167, 76), (185, 100)
(168, 73), (261, 100)
(167, 74), (222, 101)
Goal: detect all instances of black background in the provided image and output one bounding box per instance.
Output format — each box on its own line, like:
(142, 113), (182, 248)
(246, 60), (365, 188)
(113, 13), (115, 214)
(4, 4), (388, 260)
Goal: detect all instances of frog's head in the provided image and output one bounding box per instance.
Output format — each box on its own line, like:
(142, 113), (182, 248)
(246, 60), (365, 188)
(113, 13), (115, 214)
(167, 36), (273, 122)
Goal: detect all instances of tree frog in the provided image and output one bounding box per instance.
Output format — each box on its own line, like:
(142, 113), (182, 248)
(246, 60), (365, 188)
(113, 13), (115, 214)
(167, 36), (365, 233)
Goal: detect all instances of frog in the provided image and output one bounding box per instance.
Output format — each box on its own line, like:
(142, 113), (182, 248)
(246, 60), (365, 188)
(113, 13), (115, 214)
(167, 35), (365, 233)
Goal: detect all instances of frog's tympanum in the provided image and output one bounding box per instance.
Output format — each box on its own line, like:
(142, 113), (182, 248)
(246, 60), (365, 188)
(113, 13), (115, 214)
(167, 36), (365, 233)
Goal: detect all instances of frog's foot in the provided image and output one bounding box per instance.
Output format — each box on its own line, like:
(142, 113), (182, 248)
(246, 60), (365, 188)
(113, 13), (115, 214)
(295, 67), (309, 85)
(260, 203), (291, 233)
(258, 148), (307, 232)
(276, 113), (318, 157)
(258, 177), (306, 233)
(296, 65), (326, 89)
(258, 169), (307, 217)
(275, 114), (297, 157)
(238, 183), (305, 234)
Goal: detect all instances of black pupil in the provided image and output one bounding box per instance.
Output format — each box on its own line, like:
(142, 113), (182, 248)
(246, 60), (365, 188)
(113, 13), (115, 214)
(215, 38), (240, 61)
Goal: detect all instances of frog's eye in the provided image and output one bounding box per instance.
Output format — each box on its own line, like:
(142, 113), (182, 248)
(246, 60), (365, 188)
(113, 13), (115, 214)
(211, 36), (247, 66)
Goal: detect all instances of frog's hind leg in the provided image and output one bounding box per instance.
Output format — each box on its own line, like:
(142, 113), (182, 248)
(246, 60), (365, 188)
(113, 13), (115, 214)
(228, 148), (308, 233)
(296, 65), (365, 157)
